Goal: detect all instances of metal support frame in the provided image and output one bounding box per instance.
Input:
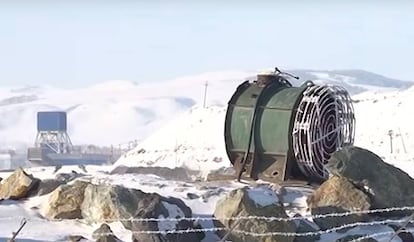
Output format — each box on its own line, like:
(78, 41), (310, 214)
(35, 131), (73, 154)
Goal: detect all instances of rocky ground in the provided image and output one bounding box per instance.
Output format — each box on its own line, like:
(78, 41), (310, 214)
(1, 147), (414, 242)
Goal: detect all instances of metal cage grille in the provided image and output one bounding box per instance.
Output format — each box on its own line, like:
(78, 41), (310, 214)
(292, 85), (355, 180)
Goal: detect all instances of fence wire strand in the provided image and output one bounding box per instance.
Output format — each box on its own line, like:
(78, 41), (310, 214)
(1, 206), (413, 223)
(351, 228), (414, 242)
(1, 206), (414, 241)
(1, 215), (413, 238)
(75, 219), (414, 238)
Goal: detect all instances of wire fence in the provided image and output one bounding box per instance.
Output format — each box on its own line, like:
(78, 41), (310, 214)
(2, 205), (414, 223)
(2, 206), (414, 242)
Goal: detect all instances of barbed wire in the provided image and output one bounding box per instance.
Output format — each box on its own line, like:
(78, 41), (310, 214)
(1, 215), (413, 238)
(351, 228), (414, 242)
(1, 206), (413, 223)
(65, 218), (414, 238)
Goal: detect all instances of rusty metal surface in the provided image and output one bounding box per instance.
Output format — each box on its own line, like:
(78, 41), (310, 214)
(224, 73), (305, 182)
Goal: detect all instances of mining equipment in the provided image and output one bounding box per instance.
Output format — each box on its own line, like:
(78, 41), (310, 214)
(27, 111), (120, 166)
(224, 68), (355, 183)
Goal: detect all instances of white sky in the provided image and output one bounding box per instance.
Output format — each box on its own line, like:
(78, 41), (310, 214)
(0, 0), (413, 87)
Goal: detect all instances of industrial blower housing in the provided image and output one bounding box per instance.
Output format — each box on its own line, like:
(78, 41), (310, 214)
(224, 70), (355, 183)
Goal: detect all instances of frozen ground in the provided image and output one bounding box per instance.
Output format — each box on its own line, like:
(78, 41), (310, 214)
(1, 164), (412, 242)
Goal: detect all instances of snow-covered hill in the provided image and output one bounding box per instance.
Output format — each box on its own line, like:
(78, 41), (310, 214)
(0, 81), (195, 149)
(290, 69), (412, 94)
(0, 69), (411, 151)
(353, 86), (414, 162)
(114, 106), (229, 175)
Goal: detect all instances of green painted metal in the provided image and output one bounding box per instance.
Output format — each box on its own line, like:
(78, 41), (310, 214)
(225, 82), (308, 156)
(224, 75), (310, 181)
(257, 87), (308, 154)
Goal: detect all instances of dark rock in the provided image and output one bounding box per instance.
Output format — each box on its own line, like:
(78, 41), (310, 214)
(166, 220), (205, 242)
(65, 235), (87, 242)
(326, 146), (414, 216)
(307, 176), (371, 230)
(0, 167), (40, 200)
(293, 215), (320, 242)
(335, 234), (377, 242)
(127, 194), (167, 242)
(195, 184), (218, 190)
(27, 179), (65, 197)
(214, 186), (296, 242)
(92, 223), (121, 242)
(53, 165), (62, 173)
(186, 193), (200, 200)
(162, 196), (192, 217)
(127, 193), (204, 242)
(44, 180), (89, 219)
(55, 172), (84, 183)
(388, 224), (414, 242)
(146, 196), (201, 242)
(201, 188), (225, 202)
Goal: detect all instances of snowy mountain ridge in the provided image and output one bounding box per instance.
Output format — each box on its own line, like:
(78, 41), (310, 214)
(0, 69), (411, 151)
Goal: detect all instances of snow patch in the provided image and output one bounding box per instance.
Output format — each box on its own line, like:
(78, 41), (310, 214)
(247, 187), (279, 207)
(158, 201), (186, 232)
(114, 106), (230, 174)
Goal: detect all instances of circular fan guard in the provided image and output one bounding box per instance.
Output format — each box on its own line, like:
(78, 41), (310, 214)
(292, 85), (355, 180)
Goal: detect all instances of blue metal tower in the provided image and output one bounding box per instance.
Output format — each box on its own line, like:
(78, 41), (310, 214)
(34, 111), (73, 154)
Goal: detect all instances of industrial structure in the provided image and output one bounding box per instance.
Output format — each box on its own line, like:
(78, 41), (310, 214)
(28, 111), (121, 166)
(224, 68), (355, 183)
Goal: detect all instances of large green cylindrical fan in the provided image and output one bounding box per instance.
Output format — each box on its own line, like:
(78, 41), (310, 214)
(224, 69), (355, 183)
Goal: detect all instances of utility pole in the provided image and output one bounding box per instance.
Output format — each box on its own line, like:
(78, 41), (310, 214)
(399, 128), (407, 154)
(388, 130), (394, 154)
(203, 81), (208, 108)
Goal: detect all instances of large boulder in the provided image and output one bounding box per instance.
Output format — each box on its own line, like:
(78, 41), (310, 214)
(81, 183), (147, 223)
(213, 186), (296, 242)
(126, 194), (204, 242)
(326, 146), (414, 214)
(80, 183), (204, 242)
(307, 176), (371, 230)
(44, 180), (89, 219)
(0, 167), (40, 200)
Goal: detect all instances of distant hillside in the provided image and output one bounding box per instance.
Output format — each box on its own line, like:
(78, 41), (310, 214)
(0, 69), (411, 150)
(288, 69), (413, 94)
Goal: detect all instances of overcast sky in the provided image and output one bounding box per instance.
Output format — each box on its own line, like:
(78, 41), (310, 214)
(0, 0), (413, 88)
